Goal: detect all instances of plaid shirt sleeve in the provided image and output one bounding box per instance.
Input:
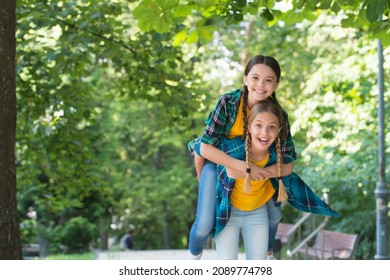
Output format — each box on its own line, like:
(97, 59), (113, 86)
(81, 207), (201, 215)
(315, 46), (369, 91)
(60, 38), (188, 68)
(281, 110), (297, 163)
(198, 92), (238, 147)
(187, 91), (240, 157)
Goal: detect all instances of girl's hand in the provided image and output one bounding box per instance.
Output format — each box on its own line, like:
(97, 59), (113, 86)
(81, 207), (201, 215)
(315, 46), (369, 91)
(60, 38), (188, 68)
(226, 168), (245, 179)
(250, 164), (273, 181)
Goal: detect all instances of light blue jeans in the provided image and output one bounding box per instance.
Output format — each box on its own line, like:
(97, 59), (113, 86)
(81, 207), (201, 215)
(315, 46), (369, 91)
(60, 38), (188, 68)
(215, 205), (269, 259)
(188, 160), (217, 255)
(188, 160), (282, 255)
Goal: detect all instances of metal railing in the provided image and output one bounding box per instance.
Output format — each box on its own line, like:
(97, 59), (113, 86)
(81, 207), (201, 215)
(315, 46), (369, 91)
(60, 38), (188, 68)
(283, 194), (330, 259)
(286, 215), (329, 258)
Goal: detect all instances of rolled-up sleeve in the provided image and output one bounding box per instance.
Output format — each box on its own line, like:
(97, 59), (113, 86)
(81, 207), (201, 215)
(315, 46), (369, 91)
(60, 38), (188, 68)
(188, 96), (230, 157)
(198, 95), (230, 146)
(281, 111), (297, 163)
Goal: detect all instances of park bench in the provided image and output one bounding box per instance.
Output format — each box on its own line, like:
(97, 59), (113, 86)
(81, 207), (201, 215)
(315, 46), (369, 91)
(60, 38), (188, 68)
(275, 223), (295, 244)
(22, 243), (40, 259)
(299, 230), (359, 260)
(276, 220), (359, 260)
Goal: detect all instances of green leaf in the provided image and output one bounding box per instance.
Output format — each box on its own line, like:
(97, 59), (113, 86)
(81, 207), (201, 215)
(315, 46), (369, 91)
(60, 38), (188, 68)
(302, 10), (318, 21)
(197, 25), (217, 43)
(247, 2), (260, 15)
(202, 6), (217, 18)
(172, 28), (188, 46)
(262, 8), (274, 21)
(173, 5), (196, 17)
(153, 16), (174, 33)
(234, 13), (244, 22)
(156, 0), (180, 10)
(267, 10), (282, 27)
(133, 0), (161, 31)
(366, 1), (379, 22)
(281, 10), (305, 25)
(186, 30), (199, 44)
(366, 0), (381, 22)
(133, 0), (178, 33)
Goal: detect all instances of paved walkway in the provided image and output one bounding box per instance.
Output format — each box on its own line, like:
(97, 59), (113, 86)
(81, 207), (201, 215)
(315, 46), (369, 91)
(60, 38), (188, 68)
(96, 249), (245, 260)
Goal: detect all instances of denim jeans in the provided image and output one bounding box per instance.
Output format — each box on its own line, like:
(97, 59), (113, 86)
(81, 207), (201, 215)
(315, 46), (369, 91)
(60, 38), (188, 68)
(188, 160), (217, 255)
(188, 161), (282, 255)
(215, 205), (269, 259)
(266, 198), (282, 251)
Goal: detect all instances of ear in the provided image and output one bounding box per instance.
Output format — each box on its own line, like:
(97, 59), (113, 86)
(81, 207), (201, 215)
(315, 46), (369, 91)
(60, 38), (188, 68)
(243, 75), (248, 86)
(274, 82), (279, 91)
(248, 121), (253, 134)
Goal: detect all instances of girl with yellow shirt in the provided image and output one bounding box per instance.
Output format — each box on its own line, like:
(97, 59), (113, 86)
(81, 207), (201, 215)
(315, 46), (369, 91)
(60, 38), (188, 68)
(214, 100), (286, 260)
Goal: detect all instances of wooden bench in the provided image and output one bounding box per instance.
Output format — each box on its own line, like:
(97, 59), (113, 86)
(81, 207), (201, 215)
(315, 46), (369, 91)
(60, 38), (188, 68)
(300, 230), (359, 260)
(275, 223), (295, 244)
(22, 244), (40, 259)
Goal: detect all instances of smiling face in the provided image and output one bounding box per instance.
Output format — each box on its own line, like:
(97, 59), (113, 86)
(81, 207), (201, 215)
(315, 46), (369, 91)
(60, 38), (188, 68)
(244, 64), (279, 109)
(248, 111), (280, 155)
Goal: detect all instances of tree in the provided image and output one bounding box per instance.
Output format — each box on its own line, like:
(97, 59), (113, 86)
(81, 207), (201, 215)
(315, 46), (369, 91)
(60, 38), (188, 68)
(0, 0), (21, 260)
(14, 0), (208, 253)
(132, 0), (390, 46)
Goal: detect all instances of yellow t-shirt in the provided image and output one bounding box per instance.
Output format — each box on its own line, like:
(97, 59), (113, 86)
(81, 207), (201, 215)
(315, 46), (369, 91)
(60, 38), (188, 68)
(231, 155), (275, 211)
(227, 98), (249, 139)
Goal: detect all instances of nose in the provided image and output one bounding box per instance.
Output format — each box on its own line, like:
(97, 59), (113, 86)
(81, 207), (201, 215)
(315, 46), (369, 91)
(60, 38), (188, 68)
(260, 126), (269, 135)
(257, 79), (265, 87)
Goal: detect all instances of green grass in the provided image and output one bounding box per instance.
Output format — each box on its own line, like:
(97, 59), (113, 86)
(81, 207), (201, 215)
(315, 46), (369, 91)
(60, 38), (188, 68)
(43, 252), (95, 260)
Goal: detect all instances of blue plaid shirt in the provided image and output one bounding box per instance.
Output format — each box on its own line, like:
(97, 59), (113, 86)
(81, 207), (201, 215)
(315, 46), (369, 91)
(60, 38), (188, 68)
(198, 136), (340, 237)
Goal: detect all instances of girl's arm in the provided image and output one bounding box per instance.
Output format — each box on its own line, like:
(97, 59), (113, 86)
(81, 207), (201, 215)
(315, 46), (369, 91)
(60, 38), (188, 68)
(200, 142), (293, 181)
(194, 153), (205, 181)
(227, 162), (293, 180)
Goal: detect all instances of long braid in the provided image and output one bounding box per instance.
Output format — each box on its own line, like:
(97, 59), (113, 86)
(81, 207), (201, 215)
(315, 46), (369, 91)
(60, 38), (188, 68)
(276, 136), (288, 202)
(242, 87), (252, 194)
(241, 87), (249, 141)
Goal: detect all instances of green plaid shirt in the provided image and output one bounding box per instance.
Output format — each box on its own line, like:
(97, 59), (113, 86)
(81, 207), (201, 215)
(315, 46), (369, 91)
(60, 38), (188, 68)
(209, 136), (339, 237)
(188, 89), (296, 162)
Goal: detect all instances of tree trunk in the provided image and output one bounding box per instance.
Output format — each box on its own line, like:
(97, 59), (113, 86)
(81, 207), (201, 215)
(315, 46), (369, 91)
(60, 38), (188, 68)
(0, 0), (21, 260)
(100, 230), (109, 250)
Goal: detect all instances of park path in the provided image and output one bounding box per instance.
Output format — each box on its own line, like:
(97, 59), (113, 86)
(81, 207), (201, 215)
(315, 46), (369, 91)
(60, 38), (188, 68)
(96, 249), (245, 260)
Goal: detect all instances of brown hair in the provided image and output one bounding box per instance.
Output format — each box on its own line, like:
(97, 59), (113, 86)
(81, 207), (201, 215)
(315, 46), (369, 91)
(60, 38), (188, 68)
(242, 100), (288, 202)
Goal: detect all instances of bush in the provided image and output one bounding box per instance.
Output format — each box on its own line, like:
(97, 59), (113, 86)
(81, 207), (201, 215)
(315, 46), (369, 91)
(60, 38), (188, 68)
(57, 216), (98, 253)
